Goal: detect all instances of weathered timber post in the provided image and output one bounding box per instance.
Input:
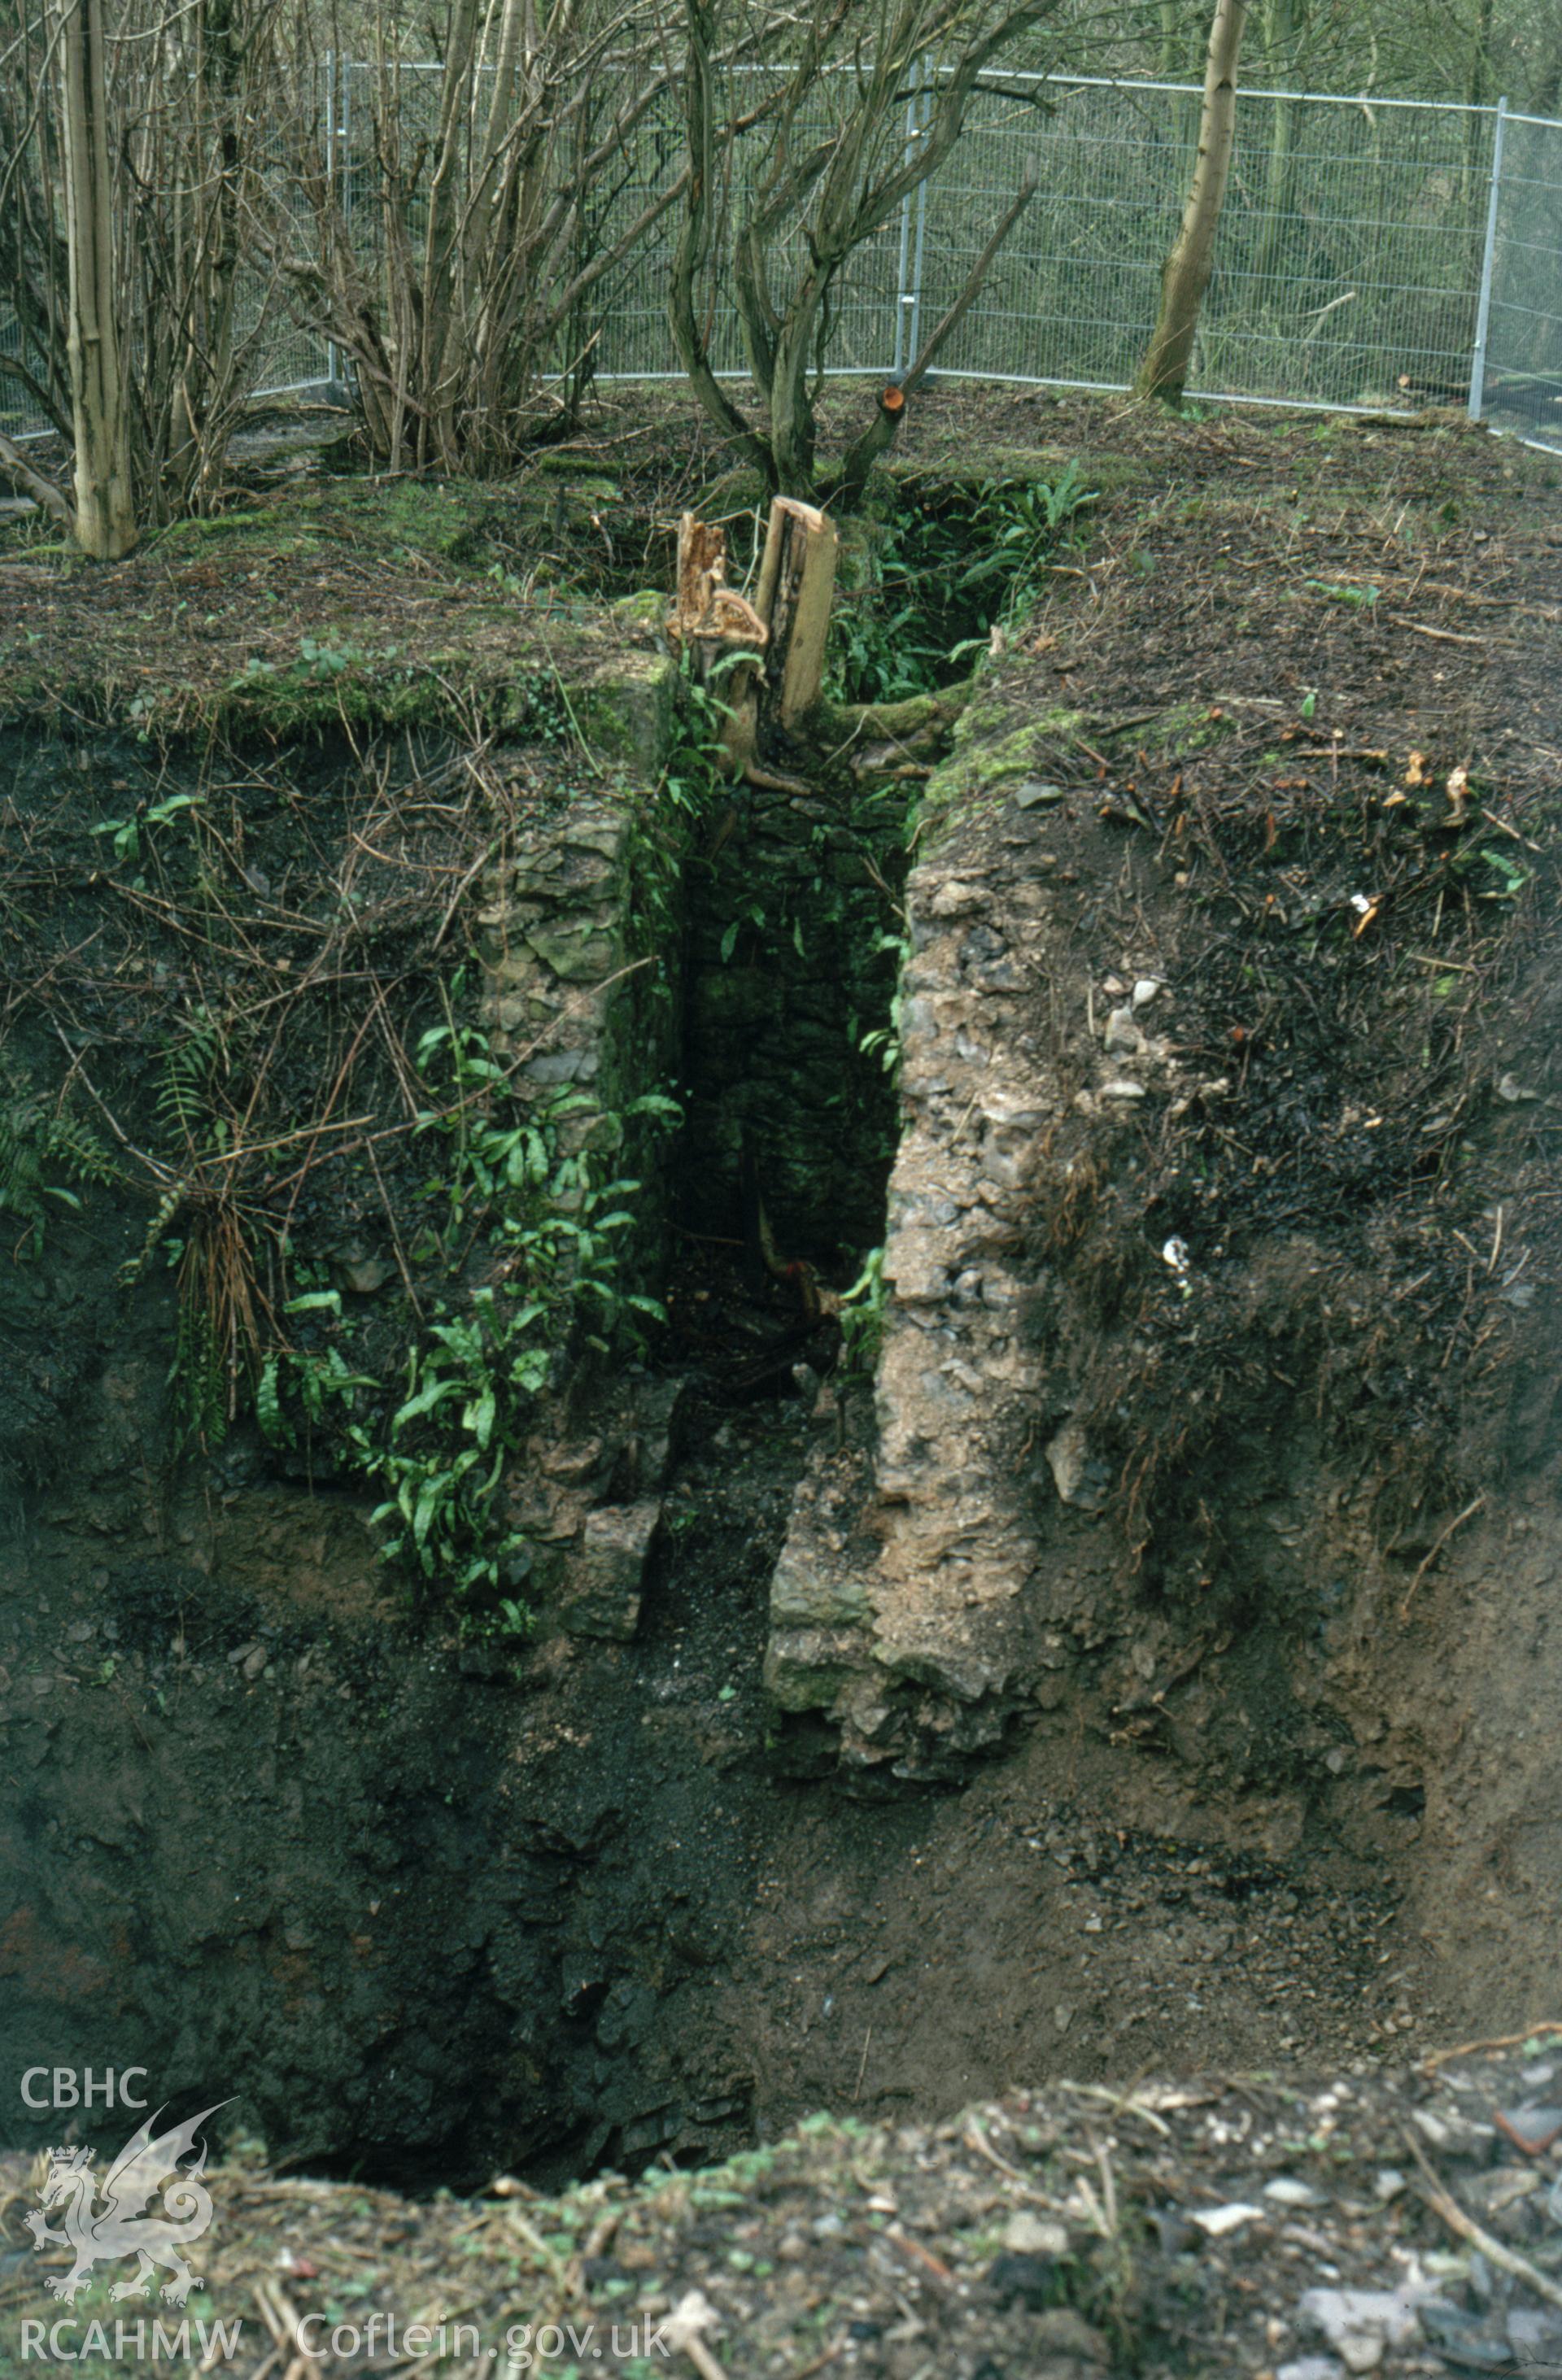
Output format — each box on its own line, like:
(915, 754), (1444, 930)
(667, 498), (840, 779)
(754, 497), (839, 732)
(666, 511), (770, 774)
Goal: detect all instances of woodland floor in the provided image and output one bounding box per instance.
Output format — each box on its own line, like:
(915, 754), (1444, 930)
(10, 2033), (1562, 2378)
(4, 379), (1554, 726)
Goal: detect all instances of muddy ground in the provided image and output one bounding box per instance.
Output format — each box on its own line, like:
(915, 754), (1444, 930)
(0, 383), (1559, 2249)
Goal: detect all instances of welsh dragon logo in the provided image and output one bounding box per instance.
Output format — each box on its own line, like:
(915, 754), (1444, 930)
(24, 2103), (229, 2306)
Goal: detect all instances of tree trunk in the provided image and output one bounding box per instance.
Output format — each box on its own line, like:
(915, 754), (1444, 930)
(667, 512), (770, 775)
(418, 0), (484, 468)
(167, 0), (244, 512)
(56, 0), (136, 557)
(669, 0), (778, 488)
(768, 309), (822, 498)
(754, 497), (836, 731)
(1249, 0), (1299, 288)
(1134, 0), (1250, 408)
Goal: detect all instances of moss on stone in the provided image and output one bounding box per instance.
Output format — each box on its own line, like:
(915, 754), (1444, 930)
(608, 589), (670, 638)
(911, 685), (1240, 851)
(1120, 697), (1237, 754)
(814, 682), (974, 747)
(921, 701), (1086, 821)
(567, 654), (678, 773)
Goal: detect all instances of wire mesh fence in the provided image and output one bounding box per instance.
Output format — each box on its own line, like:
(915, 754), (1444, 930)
(0, 316), (46, 445)
(1481, 107), (1562, 447)
(938, 78), (1496, 408)
(2, 68), (1559, 455)
(577, 68), (1560, 447)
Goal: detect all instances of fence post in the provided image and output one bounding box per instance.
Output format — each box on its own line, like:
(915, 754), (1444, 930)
(323, 50), (340, 388)
(905, 74), (930, 371)
(1468, 94), (1508, 421)
(893, 56), (925, 373)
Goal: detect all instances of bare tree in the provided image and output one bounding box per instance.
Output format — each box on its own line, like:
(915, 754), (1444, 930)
(1133, 0), (1248, 403)
(55, 0), (134, 554)
(0, 0), (294, 554)
(668, 0), (1056, 504)
(274, 0), (691, 474)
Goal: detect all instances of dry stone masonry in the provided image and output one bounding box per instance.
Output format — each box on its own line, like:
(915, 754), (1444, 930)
(763, 694), (1189, 1773)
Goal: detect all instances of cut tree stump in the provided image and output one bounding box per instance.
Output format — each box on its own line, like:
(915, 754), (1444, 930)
(666, 498), (840, 781)
(666, 509), (770, 776)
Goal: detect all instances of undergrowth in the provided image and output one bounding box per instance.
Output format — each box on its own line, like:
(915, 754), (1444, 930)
(0, 1079), (116, 1261)
(247, 672), (726, 1641)
(258, 983), (678, 1636)
(1, 688), (703, 1647)
(831, 465), (1097, 705)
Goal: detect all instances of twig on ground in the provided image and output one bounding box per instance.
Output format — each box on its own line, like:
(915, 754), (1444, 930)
(1404, 2126), (1562, 2315)
(1391, 616), (1503, 647)
(1420, 2021), (1562, 2071)
(663, 2291), (729, 2380)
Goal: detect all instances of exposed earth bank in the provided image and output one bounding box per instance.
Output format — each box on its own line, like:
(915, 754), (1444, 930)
(0, 389), (1558, 2201)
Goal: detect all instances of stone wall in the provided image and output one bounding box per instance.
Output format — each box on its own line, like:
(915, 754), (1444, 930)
(471, 654), (687, 1635)
(763, 694), (1076, 1770)
(477, 782), (679, 1301)
(761, 690), (1185, 1776)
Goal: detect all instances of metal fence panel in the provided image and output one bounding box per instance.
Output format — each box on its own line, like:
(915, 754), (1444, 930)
(926, 79), (1496, 411)
(0, 313), (48, 444)
(920, 76), (1190, 392)
(2, 69), (1558, 457)
(1483, 110), (1562, 448)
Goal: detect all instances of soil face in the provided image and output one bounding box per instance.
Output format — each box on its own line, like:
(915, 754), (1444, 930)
(1, 385), (1560, 2187)
(1, 1362), (1415, 2190)
(766, 388), (1562, 2019)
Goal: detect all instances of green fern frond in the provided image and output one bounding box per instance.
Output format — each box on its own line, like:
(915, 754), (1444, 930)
(118, 1183), (184, 1289)
(155, 1007), (226, 1140)
(0, 1077), (116, 1259)
(170, 1292), (227, 1451)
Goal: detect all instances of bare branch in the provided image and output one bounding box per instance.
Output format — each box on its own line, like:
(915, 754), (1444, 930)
(0, 429), (74, 526)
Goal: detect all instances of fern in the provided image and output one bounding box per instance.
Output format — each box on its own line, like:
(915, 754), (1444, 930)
(170, 1288), (227, 1451)
(0, 1080), (114, 1260)
(118, 1183), (183, 1290)
(255, 1354), (291, 1449)
(156, 1007), (225, 1143)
